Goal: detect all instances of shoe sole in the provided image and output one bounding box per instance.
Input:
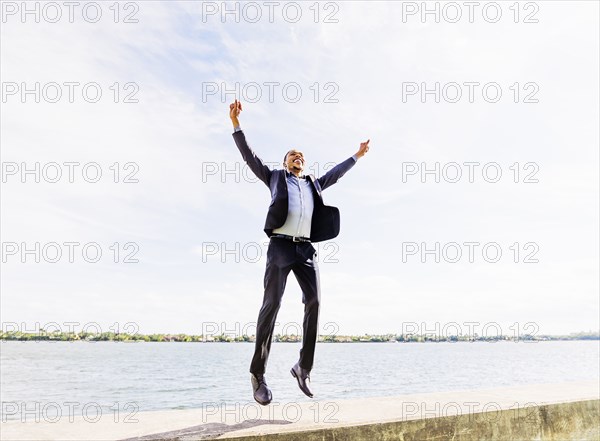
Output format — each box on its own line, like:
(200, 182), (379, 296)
(290, 368), (314, 398)
(253, 392), (272, 406)
(253, 397), (271, 406)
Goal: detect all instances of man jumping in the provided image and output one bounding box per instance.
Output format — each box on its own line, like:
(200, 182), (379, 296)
(229, 99), (370, 405)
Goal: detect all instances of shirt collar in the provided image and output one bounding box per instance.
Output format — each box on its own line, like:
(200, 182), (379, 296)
(285, 169), (306, 179)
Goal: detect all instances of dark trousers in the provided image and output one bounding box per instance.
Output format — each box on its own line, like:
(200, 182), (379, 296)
(250, 237), (321, 375)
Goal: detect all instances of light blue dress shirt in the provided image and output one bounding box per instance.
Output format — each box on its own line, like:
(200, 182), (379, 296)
(273, 171), (315, 238)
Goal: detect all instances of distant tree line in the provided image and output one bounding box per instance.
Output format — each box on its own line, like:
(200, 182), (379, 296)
(1, 330), (598, 342)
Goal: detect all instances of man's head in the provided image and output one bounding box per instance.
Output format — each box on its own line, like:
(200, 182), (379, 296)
(283, 149), (305, 175)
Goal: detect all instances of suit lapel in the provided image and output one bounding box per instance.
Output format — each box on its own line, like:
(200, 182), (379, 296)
(306, 174), (322, 199)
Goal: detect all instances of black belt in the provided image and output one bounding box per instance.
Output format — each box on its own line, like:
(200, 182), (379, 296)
(271, 234), (311, 243)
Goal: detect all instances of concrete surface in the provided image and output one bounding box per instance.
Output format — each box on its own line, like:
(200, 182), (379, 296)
(1, 380), (598, 440)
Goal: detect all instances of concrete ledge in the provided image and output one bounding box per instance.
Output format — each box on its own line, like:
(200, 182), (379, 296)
(220, 399), (600, 441)
(1, 380), (598, 440)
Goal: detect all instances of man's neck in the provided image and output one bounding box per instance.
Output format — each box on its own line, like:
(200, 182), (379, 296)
(286, 169), (303, 178)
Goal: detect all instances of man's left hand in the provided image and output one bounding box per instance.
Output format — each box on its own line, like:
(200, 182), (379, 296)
(355, 139), (370, 159)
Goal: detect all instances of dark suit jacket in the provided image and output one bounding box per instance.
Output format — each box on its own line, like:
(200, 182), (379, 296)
(232, 130), (356, 243)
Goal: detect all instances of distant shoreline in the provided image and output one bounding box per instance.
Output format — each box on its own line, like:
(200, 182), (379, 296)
(1, 331), (598, 343)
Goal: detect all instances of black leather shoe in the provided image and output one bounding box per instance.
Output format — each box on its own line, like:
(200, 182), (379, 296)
(290, 362), (313, 398)
(251, 373), (272, 406)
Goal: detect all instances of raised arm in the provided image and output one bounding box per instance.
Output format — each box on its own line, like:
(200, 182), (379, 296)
(229, 100), (272, 186)
(317, 139), (370, 191)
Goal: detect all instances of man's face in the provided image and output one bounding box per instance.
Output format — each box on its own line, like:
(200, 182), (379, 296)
(284, 149), (305, 173)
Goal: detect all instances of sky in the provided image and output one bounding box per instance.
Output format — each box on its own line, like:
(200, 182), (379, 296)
(1, 1), (598, 338)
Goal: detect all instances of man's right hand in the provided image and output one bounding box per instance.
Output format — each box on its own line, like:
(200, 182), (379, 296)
(229, 99), (242, 128)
